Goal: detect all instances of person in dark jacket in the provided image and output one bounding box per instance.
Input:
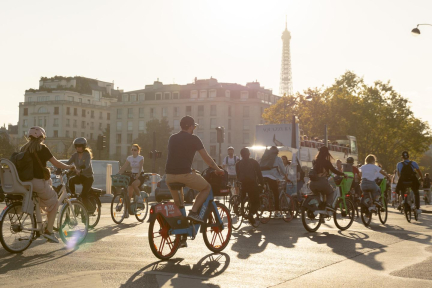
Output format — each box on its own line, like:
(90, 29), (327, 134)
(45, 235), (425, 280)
(310, 146), (344, 207)
(235, 148), (264, 224)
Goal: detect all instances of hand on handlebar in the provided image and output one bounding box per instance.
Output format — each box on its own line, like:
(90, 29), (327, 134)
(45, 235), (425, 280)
(215, 168), (225, 176)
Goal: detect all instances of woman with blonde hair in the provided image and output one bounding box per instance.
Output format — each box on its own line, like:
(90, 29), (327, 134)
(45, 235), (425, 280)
(22, 126), (75, 243)
(359, 154), (389, 210)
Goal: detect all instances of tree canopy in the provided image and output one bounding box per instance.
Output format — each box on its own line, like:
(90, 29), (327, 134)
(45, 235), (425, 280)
(262, 71), (432, 172)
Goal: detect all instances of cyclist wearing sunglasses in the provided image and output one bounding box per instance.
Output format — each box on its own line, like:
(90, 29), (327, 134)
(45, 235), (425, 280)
(66, 137), (95, 214)
(118, 144), (146, 211)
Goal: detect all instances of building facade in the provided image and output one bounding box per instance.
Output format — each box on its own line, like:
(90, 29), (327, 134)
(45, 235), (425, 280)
(110, 78), (280, 171)
(18, 76), (119, 157)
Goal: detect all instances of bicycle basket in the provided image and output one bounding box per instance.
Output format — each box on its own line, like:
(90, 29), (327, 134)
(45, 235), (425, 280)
(111, 174), (130, 187)
(202, 167), (229, 197)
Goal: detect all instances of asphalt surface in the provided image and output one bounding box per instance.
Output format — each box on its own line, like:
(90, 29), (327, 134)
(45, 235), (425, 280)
(0, 199), (431, 288)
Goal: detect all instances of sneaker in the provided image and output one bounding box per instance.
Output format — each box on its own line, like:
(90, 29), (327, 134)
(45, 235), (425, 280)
(374, 201), (382, 208)
(369, 205), (377, 212)
(180, 235), (188, 248)
(43, 231), (59, 243)
(187, 211), (204, 223)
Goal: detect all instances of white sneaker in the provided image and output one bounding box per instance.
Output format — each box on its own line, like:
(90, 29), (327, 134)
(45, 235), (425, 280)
(43, 232), (59, 243)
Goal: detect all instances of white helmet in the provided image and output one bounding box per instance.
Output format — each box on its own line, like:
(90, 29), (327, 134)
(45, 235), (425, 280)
(27, 126), (46, 139)
(227, 146), (234, 151)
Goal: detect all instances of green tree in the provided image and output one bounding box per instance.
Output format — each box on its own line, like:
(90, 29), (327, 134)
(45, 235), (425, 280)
(0, 135), (16, 158)
(133, 118), (173, 174)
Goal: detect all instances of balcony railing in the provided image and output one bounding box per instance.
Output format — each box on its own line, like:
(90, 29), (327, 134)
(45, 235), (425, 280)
(19, 100), (111, 109)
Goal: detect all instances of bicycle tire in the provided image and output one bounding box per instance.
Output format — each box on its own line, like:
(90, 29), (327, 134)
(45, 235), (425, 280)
(203, 203), (232, 253)
(333, 198), (355, 230)
(301, 207), (322, 232)
(135, 197), (149, 222)
(404, 203), (411, 223)
(414, 208), (418, 221)
(88, 196), (101, 229)
(360, 205), (372, 227)
(259, 194), (271, 224)
(148, 213), (180, 260)
(111, 193), (126, 224)
(378, 201), (388, 224)
(58, 200), (88, 247)
(229, 195), (242, 230)
(0, 202), (36, 253)
(280, 193), (294, 223)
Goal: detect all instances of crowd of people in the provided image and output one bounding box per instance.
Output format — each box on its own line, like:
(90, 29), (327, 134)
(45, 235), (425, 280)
(300, 135), (351, 155)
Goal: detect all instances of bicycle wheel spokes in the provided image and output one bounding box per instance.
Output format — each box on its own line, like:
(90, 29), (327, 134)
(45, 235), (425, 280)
(111, 194), (125, 224)
(333, 198), (355, 230)
(59, 201), (88, 248)
(0, 204), (35, 253)
(88, 196), (101, 229)
(148, 214), (180, 260)
(378, 201), (388, 224)
(280, 193), (294, 223)
(301, 207), (321, 232)
(259, 194), (271, 224)
(203, 203), (231, 253)
(229, 195), (242, 230)
(360, 199), (372, 227)
(135, 198), (149, 222)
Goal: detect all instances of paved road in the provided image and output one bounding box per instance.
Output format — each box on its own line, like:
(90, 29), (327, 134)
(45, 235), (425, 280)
(0, 200), (431, 288)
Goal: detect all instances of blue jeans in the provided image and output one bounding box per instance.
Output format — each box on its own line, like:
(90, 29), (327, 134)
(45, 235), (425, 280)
(361, 179), (380, 200)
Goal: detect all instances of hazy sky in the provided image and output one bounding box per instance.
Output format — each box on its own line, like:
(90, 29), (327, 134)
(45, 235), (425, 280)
(1, 0), (432, 129)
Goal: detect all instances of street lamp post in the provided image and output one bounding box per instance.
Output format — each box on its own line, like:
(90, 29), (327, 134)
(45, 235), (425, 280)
(411, 24), (432, 35)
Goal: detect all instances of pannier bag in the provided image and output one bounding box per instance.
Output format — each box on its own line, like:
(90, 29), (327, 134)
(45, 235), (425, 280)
(201, 168), (230, 196)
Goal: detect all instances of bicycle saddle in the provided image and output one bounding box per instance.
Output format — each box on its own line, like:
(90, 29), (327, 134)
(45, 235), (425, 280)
(168, 182), (186, 190)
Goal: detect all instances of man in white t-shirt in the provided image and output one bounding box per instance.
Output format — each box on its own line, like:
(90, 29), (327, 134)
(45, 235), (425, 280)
(223, 147), (240, 195)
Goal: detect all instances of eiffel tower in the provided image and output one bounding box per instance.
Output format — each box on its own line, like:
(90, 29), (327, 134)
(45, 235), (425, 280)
(279, 17), (293, 96)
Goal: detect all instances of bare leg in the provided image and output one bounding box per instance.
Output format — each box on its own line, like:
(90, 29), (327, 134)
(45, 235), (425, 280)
(132, 180), (141, 196)
(128, 186), (134, 200)
(191, 184), (211, 213)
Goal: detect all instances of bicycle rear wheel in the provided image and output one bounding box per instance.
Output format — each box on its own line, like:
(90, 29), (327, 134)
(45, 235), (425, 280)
(360, 197), (372, 227)
(148, 214), (180, 260)
(58, 200), (88, 247)
(203, 203), (231, 253)
(229, 195), (242, 230)
(111, 193), (126, 224)
(280, 193), (294, 223)
(333, 198), (355, 230)
(404, 203), (411, 223)
(301, 207), (321, 232)
(0, 202), (35, 253)
(378, 201), (388, 224)
(259, 194), (271, 224)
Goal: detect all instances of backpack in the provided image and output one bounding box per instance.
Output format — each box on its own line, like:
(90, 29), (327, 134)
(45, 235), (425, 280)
(224, 156), (238, 166)
(259, 149), (278, 171)
(399, 161), (418, 184)
(308, 167), (319, 181)
(10, 151), (34, 182)
(423, 177), (431, 189)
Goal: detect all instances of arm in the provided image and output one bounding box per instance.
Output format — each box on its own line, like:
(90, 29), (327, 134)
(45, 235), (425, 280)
(136, 159), (144, 179)
(379, 169), (389, 178)
(65, 154), (74, 165)
(198, 148), (223, 172)
(277, 158), (290, 183)
(118, 160), (130, 174)
(326, 161), (344, 176)
(235, 162), (240, 177)
(416, 169), (423, 181)
(49, 156), (74, 170)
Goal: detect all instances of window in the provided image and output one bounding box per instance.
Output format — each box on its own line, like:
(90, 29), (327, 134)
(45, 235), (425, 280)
(107, 112), (110, 120)
(53, 130), (58, 137)
(65, 107), (70, 115)
(127, 133), (133, 144)
(68, 96), (74, 102)
(210, 105), (217, 116)
(198, 105), (204, 117)
(99, 123), (102, 129)
(90, 133), (93, 140)
(74, 108), (77, 116)
(210, 145), (216, 157)
(162, 107), (167, 117)
(163, 92), (171, 100)
(81, 132), (85, 137)
(228, 132), (231, 143)
(73, 131), (77, 138)
(53, 118), (59, 127)
(243, 133), (250, 144)
(139, 120), (145, 131)
(90, 122), (94, 129)
(173, 92), (179, 99)
(228, 106), (232, 117)
(128, 108), (133, 119)
(81, 121), (86, 128)
(139, 108), (144, 118)
(210, 132), (217, 143)
(139, 93), (145, 101)
(38, 118), (43, 126)
(173, 119), (180, 130)
(155, 93), (162, 100)
(73, 120), (77, 128)
(117, 108), (122, 119)
(53, 107), (59, 115)
(37, 107), (47, 113)
(24, 108), (28, 116)
(186, 106), (192, 115)
(127, 121), (133, 131)
(107, 123), (110, 132)
(116, 134), (122, 144)
(190, 90), (198, 99)
(210, 118), (217, 129)
(116, 146), (122, 157)
(65, 119), (69, 127)
(243, 119), (249, 130)
(150, 108), (155, 118)
(82, 109), (86, 117)
(66, 130), (69, 137)
(91, 110), (94, 118)
(241, 91), (249, 99)
(174, 107), (179, 117)
(200, 90), (207, 98)
(197, 119), (203, 129)
(28, 97), (32, 102)
(225, 90), (230, 98)
(209, 90), (216, 98)
(228, 119), (231, 130)
(99, 111), (103, 119)
(265, 94), (269, 102)
(243, 106), (249, 117)
(117, 121), (122, 131)
(130, 94), (137, 102)
(37, 96), (49, 102)
(23, 119), (28, 127)
(122, 94), (129, 102)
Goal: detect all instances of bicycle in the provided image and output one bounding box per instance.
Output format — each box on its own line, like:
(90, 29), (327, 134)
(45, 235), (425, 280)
(110, 174), (149, 224)
(148, 175), (232, 260)
(424, 189), (431, 205)
(359, 178), (388, 227)
(0, 166), (89, 253)
(259, 178), (294, 224)
(301, 173), (355, 232)
(53, 168), (102, 229)
(401, 188), (419, 223)
(229, 181), (261, 229)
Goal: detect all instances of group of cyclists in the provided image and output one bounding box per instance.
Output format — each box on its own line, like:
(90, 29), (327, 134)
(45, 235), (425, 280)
(3, 115), (429, 248)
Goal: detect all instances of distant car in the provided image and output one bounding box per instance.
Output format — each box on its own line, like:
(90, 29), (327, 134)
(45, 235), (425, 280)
(155, 174), (198, 203)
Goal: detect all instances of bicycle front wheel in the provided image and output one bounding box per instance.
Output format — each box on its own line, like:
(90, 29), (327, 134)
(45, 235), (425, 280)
(203, 203), (232, 253)
(378, 201), (388, 224)
(0, 202), (36, 253)
(58, 200), (88, 247)
(135, 197), (149, 222)
(333, 198), (355, 230)
(259, 194), (271, 224)
(88, 195), (101, 229)
(229, 195), (242, 230)
(111, 193), (126, 224)
(301, 207), (321, 232)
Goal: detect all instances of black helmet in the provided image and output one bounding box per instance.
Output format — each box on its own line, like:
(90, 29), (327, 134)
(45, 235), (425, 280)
(346, 157), (354, 164)
(73, 137), (87, 147)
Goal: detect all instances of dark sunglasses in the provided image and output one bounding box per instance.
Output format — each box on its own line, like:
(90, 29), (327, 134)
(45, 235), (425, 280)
(75, 144), (84, 148)
(131, 149), (138, 152)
